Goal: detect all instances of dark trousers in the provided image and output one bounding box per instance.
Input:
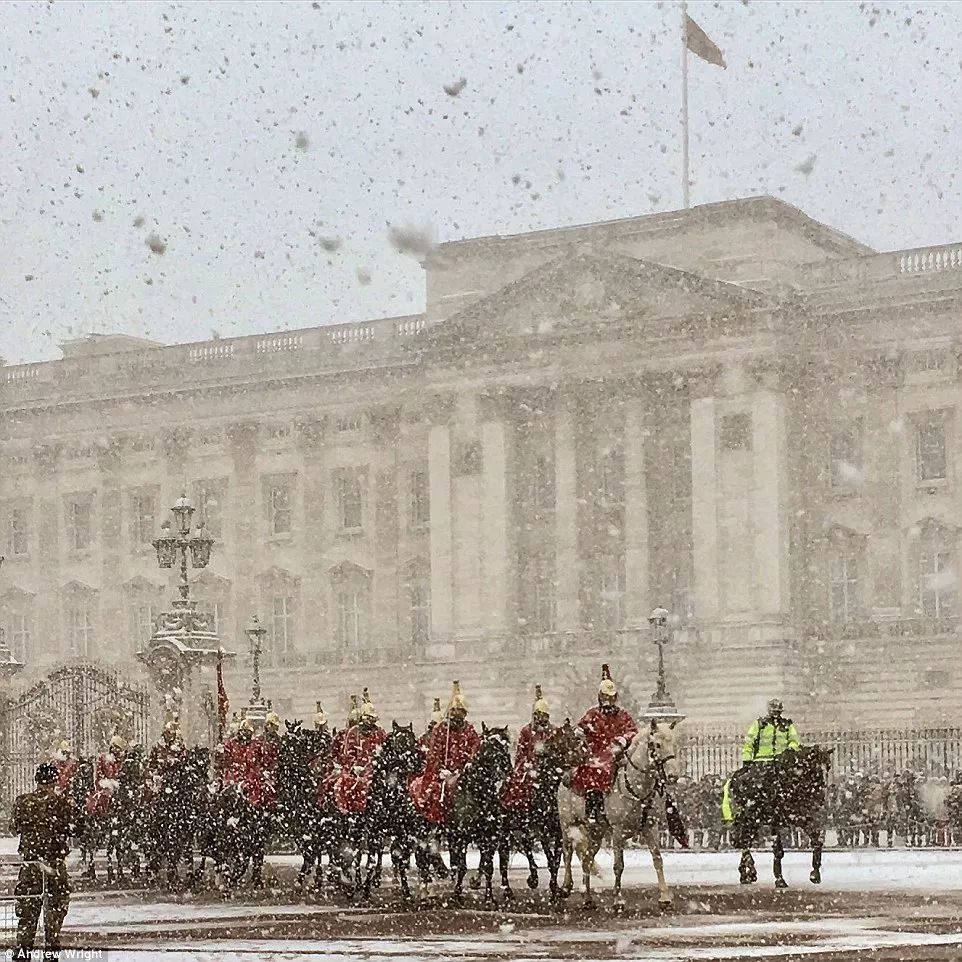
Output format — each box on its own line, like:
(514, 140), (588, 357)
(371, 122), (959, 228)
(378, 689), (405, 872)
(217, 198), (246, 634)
(15, 860), (70, 951)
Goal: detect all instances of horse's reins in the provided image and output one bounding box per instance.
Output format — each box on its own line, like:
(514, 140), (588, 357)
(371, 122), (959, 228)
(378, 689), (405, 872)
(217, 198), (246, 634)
(622, 738), (679, 829)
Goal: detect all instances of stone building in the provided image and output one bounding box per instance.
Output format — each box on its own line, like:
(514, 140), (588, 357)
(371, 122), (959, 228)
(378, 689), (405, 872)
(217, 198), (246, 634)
(3, 195), (962, 732)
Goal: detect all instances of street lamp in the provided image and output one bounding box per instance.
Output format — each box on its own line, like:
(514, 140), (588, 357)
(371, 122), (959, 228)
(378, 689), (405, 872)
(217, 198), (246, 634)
(245, 614), (268, 725)
(644, 605), (685, 724)
(152, 494), (213, 602)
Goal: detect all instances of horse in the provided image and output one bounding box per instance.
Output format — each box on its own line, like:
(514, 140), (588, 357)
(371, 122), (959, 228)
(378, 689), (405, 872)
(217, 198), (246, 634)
(145, 746), (211, 890)
(351, 722), (434, 901)
(446, 723), (514, 904)
(554, 718), (682, 910)
(728, 745), (833, 888)
(273, 720), (332, 891)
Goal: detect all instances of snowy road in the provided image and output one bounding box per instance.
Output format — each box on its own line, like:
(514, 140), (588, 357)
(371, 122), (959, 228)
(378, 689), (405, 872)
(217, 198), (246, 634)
(5, 849), (962, 960)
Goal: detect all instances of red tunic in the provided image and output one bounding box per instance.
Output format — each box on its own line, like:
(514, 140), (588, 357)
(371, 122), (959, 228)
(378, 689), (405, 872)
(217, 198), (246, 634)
(501, 722), (558, 809)
(248, 734), (280, 810)
(53, 758), (77, 796)
(569, 705), (637, 795)
(409, 720), (481, 824)
(308, 741), (335, 807)
(332, 724), (387, 814)
(215, 737), (247, 786)
(86, 751), (124, 816)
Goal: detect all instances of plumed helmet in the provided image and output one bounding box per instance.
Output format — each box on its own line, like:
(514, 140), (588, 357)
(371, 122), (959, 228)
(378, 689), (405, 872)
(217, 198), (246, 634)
(447, 680), (468, 714)
(314, 700), (328, 728)
(767, 698), (784, 715)
(430, 697), (443, 725)
(110, 734), (127, 751)
(265, 711), (281, 729)
(58, 740), (72, 754)
(163, 719), (180, 736)
(360, 687), (378, 721)
(239, 717), (255, 733)
(598, 663), (618, 698)
(347, 694), (361, 726)
(532, 684), (550, 717)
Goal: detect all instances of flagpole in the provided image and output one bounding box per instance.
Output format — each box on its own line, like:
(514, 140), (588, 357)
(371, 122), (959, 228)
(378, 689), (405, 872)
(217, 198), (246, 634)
(681, 0), (690, 209)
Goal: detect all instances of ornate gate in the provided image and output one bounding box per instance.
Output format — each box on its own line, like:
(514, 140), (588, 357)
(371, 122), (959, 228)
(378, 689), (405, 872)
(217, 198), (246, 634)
(0, 662), (150, 815)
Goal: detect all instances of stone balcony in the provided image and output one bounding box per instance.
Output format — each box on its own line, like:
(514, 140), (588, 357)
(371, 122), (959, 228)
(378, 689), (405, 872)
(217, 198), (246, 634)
(0, 314), (428, 406)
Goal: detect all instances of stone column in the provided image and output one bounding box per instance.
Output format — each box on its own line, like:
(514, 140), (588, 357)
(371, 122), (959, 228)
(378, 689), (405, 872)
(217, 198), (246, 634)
(690, 387), (720, 620)
(554, 396), (580, 632)
(481, 418), (511, 636)
(295, 417), (328, 651)
(623, 396), (650, 627)
(427, 421), (454, 647)
(750, 367), (790, 617)
(227, 422), (261, 635)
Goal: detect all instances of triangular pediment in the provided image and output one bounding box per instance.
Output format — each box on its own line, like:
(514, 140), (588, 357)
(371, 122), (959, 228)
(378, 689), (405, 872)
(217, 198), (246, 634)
(424, 251), (770, 348)
(120, 575), (165, 594)
(60, 579), (97, 597)
(257, 565), (300, 586)
(328, 560), (372, 582)
(190, 569), (233, 591)
(0, 584), (36, 603)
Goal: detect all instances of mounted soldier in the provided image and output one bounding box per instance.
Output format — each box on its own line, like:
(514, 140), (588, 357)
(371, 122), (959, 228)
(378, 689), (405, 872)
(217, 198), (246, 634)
(308, 702), (335, 808)
(420, 697), (443, 754)
(410, 680), (481, 824)
(216, 716), (253, 788)
(332, 689), (386, 815)
(144, 721), (185, 802)
(50, 739), (78, 796)
(501, 684), (558, 810)
(568, 664), (638, 824)
(86, 734), (127, 818)
(249, 712), (282, 812)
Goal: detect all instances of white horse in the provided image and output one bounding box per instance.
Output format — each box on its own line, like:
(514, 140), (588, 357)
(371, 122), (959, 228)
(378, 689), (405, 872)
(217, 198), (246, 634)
(557, 719), (681, 909)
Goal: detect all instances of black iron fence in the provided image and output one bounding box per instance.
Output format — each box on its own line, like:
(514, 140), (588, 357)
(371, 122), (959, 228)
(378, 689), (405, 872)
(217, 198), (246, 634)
(683, 726), (962, 782)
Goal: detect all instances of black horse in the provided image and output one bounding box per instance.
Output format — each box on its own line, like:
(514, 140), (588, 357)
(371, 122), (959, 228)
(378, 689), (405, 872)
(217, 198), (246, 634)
(104, 746), (146, 883)
(145, 746), (211, 890)
(354, 722), (435, 901)
(506, 736), (565, 901)
(448, 723), (513, 904)
(275, 721), (339, 892)
(729, 745), (834, 888)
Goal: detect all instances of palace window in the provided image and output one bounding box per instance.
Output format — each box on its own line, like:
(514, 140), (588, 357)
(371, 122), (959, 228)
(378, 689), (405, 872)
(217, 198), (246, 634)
(338, 589), (366, 647)
(530, 455), (554, 512)
(7, 505), (29, 555)
(135, 604), (157, 646)
(720, 413), (753, 451)
(409, 580), (431, 646)
(920, 526), (956, 618)
(337, 473), (364, 530)
(828, 422), (862, 489)
(266, 480), (292, 536)
(598, 552), (626, 630)
(409, 469), (430, 528)
(9, 612), (30, 663)
(917, 417), (947, 483)
(193, 480), (226, 539)
(598, 450), (624, 507)
(531, 554), (557, 634)
(829, 547), (862, 623)
(270, 595), (295, 653)
(68, 606), (94, 656)
(65, 498), (92, 551)
(130, 491), (156, 547)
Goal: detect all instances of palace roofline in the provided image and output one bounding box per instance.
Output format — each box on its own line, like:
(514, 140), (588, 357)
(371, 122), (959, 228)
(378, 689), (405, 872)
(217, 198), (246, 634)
(430, 195), (876, 261)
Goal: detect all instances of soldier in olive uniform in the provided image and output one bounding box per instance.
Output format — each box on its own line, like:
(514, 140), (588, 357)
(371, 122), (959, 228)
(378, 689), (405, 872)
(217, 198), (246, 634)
(9, 761), (83, 960)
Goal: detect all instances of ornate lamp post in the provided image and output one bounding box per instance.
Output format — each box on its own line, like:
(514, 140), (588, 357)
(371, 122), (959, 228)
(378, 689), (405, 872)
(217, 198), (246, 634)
(244, 614), (268, 726)
(138, 494), (232, 742)
(644, 606), (685, 724)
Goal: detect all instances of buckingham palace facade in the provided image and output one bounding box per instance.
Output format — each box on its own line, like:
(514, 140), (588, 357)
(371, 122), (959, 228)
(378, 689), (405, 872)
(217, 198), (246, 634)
(3, 195), (962, 731)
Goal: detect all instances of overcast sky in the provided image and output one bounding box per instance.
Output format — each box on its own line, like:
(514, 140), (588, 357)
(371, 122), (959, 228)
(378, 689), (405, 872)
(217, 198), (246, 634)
(1, 0), (958, 364)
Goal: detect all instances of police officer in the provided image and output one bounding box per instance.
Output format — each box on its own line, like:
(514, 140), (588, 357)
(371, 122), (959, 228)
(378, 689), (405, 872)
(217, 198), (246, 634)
(10, 761), (83, 960)
(742, 699), (800, 764)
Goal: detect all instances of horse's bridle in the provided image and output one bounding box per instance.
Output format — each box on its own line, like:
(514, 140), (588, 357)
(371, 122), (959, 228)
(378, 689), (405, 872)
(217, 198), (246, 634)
(622, 736), (676, 803)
